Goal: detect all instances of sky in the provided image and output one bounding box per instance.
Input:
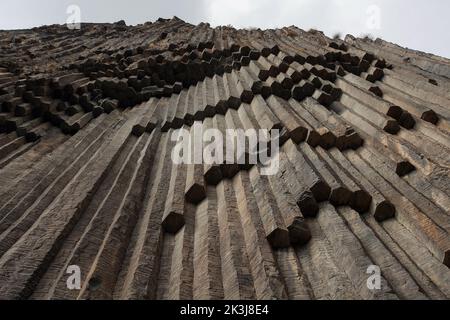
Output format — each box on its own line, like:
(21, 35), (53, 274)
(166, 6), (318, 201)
(0, 0), (449, 58)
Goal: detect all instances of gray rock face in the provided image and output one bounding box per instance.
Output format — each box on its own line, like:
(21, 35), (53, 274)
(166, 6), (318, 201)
(0, 18), (449, 300)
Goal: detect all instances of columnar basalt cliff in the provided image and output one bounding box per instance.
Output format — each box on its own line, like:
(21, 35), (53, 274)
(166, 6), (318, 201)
(0, 17), (449, 300)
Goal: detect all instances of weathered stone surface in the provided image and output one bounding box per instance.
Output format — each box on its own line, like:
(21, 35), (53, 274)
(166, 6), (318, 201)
(0, 18), (449, 301)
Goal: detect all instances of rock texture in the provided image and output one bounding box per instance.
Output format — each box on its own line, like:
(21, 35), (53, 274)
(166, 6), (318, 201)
(0, 17), (449, 300)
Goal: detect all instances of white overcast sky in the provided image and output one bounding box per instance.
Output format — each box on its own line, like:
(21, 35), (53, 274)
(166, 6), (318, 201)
(0, 0), (449, 58)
